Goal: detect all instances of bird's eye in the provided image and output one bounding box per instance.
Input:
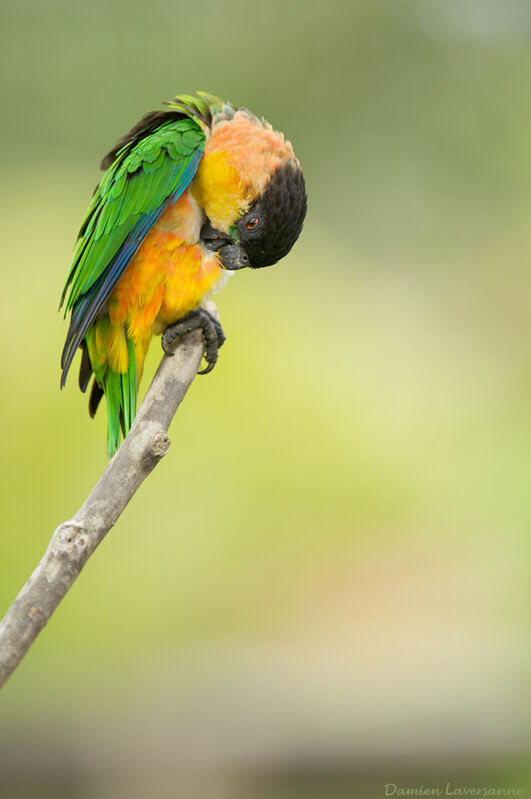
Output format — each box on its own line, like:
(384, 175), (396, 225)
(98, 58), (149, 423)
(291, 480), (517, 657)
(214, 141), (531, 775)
(246, 217), (260, 230)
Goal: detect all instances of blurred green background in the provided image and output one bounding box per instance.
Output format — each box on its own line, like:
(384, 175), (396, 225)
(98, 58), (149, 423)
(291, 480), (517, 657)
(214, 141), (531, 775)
(1, 0), (531, 796)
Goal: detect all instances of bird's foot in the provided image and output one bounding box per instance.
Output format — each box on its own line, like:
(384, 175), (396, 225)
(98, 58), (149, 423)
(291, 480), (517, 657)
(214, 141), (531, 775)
(161, 308), (226, 374)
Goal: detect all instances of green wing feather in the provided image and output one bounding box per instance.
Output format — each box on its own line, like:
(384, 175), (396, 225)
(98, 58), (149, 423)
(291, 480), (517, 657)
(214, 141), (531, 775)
(61, 117), (206, 317)
(60, 95), (217, 456)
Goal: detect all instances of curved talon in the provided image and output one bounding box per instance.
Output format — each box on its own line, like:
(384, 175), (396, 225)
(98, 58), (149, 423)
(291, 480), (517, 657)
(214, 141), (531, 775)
(161, 308), (225, 374)
(198, 361), (216, 375)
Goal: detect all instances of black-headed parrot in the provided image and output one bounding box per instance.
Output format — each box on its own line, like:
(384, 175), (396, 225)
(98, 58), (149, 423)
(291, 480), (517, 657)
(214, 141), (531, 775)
(60, 92), (307, 455)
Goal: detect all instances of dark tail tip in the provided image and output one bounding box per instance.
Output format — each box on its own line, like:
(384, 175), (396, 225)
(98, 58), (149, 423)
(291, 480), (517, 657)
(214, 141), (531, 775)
(78, 340), (93, 393)
(89, 379), (104, 418)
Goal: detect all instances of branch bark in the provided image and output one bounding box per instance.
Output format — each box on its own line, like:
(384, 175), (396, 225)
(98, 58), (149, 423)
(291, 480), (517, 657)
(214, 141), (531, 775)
(0, 313), (209, 689)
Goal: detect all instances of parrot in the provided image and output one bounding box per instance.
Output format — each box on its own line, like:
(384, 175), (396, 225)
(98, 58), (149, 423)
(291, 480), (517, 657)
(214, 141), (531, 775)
(60, 91), (307, 456)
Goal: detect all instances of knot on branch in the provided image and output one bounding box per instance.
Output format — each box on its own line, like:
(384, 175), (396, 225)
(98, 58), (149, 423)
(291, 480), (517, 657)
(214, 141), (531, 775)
(137, 428), (171, 469)
(51, 520), (89, 559)
(150, 431), (171, 458)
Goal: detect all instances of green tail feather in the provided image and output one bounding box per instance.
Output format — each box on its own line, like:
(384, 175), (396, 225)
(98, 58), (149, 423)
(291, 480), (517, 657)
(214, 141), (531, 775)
(104, 336), (137, 457)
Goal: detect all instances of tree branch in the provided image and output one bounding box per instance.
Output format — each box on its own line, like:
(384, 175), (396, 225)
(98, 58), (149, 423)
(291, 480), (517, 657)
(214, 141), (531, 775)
(0, 311), (210, 689)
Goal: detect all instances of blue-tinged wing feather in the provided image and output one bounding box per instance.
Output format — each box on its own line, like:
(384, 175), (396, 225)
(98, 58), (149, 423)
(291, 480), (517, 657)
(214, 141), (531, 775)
(60, 121), (204, 387)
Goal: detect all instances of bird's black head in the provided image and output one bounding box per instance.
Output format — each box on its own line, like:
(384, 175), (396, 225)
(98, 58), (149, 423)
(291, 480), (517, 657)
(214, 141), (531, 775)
(236, 161), (307, 268)
(201, 160), (307, 272)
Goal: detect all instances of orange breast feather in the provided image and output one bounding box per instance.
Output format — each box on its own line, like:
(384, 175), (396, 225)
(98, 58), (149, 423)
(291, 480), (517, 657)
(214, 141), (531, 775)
(100, 190), (225, 379)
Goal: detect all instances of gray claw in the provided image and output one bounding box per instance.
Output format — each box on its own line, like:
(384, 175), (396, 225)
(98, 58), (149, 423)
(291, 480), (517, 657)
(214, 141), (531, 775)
(161, 308), (226, 373)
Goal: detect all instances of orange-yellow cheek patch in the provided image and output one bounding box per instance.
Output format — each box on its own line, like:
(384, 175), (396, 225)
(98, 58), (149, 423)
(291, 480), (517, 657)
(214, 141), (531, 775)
(191, 150), (246, 232)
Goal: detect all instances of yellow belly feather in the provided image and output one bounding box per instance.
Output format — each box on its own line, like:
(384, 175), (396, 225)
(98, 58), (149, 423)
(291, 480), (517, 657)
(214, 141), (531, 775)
(89, 189), (226, 381)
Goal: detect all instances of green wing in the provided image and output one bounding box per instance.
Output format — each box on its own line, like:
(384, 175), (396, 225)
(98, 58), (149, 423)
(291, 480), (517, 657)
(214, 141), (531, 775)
(60, 115), (206, 385)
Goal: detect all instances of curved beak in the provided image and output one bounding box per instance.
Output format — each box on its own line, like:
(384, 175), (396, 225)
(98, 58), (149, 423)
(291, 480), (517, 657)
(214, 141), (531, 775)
(200, 220), (250, 270)
(218, 244), (250, 271)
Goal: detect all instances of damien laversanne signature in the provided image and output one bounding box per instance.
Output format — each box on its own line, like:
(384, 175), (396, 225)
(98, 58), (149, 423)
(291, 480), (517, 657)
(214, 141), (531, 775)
(384, 786), (525, 797)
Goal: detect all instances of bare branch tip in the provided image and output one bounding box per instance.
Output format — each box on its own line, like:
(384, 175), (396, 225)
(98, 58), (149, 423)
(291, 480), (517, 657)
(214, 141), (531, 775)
(0, 303), (215, 689)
